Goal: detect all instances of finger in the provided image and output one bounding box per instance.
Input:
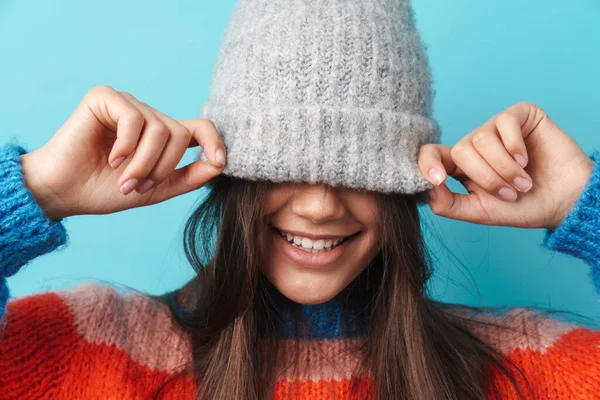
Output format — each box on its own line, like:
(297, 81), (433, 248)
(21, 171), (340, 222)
(155, 119), (228, 199)
(83, 86), (145, 169)
(487, 102), (547, 168)
(153, 158), (224, 201)
(418, 144), (467, 185)
(489, 112), (529, 169)
(450, 142), (518, 202)
(470, 127), (533, 193)
(127, 104), (195, 194)
(177, 119), (227, 169)
(117, 93), (170, 194)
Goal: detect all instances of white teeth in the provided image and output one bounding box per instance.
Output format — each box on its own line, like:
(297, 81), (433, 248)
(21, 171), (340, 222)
(301, 238), (313, 249)
(277, 229), (347, 251)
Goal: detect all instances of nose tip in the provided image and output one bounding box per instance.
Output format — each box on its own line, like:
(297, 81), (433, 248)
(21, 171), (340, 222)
(291, 183), (346, 223)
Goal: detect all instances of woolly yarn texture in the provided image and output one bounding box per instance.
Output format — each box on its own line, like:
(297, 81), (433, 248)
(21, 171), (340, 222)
(198, 0), (440, 194)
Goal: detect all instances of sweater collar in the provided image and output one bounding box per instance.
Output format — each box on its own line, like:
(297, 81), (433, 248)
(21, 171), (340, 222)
(273, 290), (370, 340)
(175, 277), (370, 340)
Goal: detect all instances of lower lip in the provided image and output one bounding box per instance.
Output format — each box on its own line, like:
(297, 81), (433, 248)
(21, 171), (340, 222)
(273, 229), (358, 269)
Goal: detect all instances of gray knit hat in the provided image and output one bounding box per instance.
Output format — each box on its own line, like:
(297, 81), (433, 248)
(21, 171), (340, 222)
(198, 0), (440, 194)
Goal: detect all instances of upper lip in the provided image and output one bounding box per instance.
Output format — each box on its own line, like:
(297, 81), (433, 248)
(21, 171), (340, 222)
(273, 226), (360, 240)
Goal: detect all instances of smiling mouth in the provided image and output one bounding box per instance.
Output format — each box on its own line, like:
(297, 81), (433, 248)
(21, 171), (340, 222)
(270, 226), (361, 253)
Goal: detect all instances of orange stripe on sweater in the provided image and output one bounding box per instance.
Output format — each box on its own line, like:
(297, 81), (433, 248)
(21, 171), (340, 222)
(489, 327), (600, 399)
(272, 377), (375, 400)
(60, 340), (196, 399)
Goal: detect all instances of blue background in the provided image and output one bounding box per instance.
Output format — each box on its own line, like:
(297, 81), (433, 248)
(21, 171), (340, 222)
(2, 1), (599, 323)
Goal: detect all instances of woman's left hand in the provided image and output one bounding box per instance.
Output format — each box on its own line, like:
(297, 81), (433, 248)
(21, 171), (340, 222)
(418, 102), (595, 230)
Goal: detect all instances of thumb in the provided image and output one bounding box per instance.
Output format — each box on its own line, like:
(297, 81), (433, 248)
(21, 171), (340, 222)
(428, 181), (488, 224)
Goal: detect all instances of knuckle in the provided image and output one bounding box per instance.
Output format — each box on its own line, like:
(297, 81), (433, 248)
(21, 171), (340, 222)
(174, 127), (192, 141)
(87, 85), (115, 99)
(201, 119), (221, 137)
(472, 130), (491, 145)
(146, 122), (169, 137)
(119, 91), (136, 101)
(515, 100), (533, 109)
(535, 104), (547, 118)
(128, 109), (145, 125)
(177, 132), (193, 148)
(495, 112), (512, 124)
(94, 84), (115, 94)
(450, 144), (467, 160)
(202, 118), (217, 130)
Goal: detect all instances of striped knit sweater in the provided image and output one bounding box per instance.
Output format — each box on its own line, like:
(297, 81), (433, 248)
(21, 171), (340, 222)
(1, 140), (600, 399)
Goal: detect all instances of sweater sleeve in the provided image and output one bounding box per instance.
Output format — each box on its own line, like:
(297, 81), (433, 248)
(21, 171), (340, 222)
(0, 139), (69, 324)
(541, 150), (600, 293)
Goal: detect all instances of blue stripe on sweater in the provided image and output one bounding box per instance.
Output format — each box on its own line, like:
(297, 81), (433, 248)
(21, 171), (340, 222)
(276, 296), (370, 339)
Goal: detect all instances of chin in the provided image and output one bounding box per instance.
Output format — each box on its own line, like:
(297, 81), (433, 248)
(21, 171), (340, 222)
(268, 276), (346, 305)
(283, 290), (338, 305)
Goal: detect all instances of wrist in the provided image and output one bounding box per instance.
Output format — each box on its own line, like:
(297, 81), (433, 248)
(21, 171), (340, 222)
(547, 154), (596, 231)
(19, 153), (70, 222)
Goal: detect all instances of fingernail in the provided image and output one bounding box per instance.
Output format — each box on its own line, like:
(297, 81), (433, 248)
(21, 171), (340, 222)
(428, 188), (437, 200)
(429, 168), (444, 185)
(514, 153), (527, 168)
(513, 176), (532, 192)
(137, 178), (155, 193)
(111, 157), (125, 169)
(119, 178), (139, 195)
(215, 149), (226, 167)
(498, 187), (517, 201)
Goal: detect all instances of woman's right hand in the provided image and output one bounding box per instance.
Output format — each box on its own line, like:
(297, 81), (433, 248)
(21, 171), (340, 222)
(19, 85), (226, 221)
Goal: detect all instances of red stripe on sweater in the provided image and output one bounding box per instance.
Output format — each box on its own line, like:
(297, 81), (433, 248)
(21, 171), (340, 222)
(0, 293), (78, 399)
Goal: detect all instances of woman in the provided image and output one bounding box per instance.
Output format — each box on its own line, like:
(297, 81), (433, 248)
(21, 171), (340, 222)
(1, 0), (599, 399)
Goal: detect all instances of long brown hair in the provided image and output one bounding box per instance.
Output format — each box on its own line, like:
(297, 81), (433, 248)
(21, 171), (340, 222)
(154, 175), (531, 400)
